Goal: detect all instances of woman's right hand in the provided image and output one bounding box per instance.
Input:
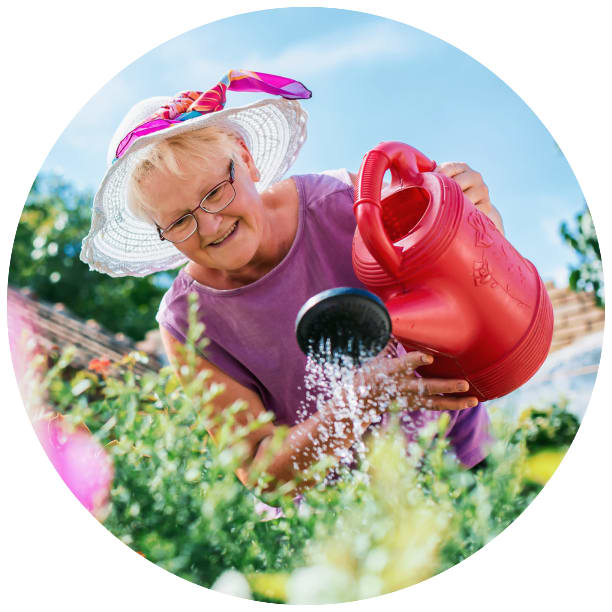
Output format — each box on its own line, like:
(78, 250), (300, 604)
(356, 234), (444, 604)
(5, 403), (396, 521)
(352, 350), (478, 415)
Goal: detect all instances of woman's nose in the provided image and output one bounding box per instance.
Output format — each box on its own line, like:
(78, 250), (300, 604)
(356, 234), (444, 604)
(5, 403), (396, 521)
(194, 208), (223, 237)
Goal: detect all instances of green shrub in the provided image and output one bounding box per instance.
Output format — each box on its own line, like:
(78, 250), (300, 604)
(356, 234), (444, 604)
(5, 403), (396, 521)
(27, 294), (578, 602)
(43, 297), (321, 589)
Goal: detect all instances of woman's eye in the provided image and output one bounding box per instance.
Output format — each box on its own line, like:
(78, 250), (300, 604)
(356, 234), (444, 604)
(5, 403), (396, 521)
(173, 217), (189, 227)
(206, 186), (222, 201)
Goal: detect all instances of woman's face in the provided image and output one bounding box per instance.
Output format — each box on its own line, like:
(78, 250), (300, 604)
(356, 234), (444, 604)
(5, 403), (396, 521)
(140, 142), (265, 272)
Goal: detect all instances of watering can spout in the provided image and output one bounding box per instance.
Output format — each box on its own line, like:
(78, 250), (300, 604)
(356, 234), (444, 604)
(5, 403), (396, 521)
(386, 289), (479, 357)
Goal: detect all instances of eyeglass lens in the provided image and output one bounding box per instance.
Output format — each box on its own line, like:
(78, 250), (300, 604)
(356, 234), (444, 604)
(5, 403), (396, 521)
(162, 181), (236, 243)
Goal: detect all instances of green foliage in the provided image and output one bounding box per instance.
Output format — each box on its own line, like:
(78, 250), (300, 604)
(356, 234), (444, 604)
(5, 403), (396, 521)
(512, 400), (580, 453)
(435, 420), (535, 570)
(560, 207), (604, 306)
(283, 416), (538, 603)
(9, 173), (176, 340)
(46, 320), (318, 589)
(30, 294), (579, 602)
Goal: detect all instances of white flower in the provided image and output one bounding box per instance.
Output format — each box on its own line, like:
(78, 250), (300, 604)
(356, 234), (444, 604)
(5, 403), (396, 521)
(211, 569), (252, 600)
(287, 565), (354, 604)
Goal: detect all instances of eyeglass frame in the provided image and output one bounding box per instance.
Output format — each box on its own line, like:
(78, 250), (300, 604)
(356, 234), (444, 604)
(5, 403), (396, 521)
(156, 159), (236, 243)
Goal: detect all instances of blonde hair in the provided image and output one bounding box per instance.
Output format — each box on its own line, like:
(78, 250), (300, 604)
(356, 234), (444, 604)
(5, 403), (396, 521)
(127, 123), (246, 223)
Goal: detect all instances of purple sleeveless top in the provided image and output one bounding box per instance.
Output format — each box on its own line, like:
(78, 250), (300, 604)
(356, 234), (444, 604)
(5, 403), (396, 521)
(157, 170), (491, 468)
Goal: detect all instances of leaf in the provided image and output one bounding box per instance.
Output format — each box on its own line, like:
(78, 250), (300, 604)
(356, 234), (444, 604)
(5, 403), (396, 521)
(72, 378), (92, 396)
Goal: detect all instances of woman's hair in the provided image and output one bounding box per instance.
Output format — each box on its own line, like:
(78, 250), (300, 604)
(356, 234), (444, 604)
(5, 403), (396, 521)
(127, 123), (246, 224)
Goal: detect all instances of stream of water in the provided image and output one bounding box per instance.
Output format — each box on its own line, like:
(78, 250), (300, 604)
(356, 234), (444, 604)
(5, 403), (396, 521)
(296, 340), (441, 476)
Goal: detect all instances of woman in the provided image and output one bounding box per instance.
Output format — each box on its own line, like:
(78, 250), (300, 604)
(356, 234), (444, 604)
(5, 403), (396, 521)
(81, 70), (501, 490)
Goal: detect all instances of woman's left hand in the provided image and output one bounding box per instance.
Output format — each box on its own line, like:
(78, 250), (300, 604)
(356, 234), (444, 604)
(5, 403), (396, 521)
(435, 162), (504, 234)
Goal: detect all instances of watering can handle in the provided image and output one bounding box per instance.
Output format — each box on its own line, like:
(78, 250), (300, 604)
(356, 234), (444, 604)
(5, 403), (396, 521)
(354, 142), (436, 275)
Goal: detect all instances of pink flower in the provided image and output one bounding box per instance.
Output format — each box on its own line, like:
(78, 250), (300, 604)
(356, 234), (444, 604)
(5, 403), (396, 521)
(7, 297), (39, 396)
(34, 414), (114, 520)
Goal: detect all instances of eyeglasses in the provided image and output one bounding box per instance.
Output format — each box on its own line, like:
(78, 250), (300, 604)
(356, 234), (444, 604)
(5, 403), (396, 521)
(156, 160), (236, 244)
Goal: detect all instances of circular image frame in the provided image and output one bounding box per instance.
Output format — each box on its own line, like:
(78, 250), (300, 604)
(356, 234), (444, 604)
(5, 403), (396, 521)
(3, 3), (608, 608)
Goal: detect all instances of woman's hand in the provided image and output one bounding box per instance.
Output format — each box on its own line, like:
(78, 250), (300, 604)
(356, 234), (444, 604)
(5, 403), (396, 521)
(349, 350), (479, 417)
(435, 162), (505, 234)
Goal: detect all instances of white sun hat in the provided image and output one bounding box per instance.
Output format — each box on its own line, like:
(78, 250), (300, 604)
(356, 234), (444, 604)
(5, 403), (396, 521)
(80, 70), (310, 278)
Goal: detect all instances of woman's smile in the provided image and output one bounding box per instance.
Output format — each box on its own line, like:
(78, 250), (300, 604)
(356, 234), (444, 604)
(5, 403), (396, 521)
(207, 220), (239, 248)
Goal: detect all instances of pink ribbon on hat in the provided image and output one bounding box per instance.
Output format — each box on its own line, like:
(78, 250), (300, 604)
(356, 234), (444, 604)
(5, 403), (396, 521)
(115, 69), (312, 160)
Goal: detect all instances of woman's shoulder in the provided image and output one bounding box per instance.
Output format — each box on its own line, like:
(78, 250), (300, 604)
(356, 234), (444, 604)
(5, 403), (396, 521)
(292, 168), (354, 189)
(289, 169), (355, 209)
(318, 168), (355, 187)
(155, 268), (193, 328)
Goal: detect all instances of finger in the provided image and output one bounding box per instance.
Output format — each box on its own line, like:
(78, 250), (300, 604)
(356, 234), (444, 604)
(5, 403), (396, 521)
(390, 351), (434, 371)
(403, 377), (471, 396)
(464, 186), (491, 209)
(411, 395), (480, 411)
(448, 169), (483, 191)
(365, 350), (432, 374)
(435, 162), (469, 178)
(356, 351), (432, 389)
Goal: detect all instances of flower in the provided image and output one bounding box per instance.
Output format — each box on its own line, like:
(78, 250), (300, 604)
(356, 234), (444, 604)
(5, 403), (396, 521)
(88, 357), (112, 375)
(287, 565), (354, 604)
(211, 569), (253, 599)
(33, 413), (114, 520)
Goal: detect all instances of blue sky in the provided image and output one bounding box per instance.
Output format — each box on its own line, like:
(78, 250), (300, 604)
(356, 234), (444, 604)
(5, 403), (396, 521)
(40, 7), (585, 285)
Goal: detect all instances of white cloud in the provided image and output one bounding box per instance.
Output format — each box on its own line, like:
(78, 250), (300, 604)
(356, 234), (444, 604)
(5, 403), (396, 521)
(176, 22), (424, 82)
(246, 23), (422, 77)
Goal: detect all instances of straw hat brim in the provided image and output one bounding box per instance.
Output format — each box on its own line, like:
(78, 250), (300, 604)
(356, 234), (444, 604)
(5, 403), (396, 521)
(80, 97), (308, 278)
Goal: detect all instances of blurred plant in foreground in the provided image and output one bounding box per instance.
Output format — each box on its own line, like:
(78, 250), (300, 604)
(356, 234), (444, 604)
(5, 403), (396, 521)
(17, 293), (580, 603)
(513, 401), (580, 487)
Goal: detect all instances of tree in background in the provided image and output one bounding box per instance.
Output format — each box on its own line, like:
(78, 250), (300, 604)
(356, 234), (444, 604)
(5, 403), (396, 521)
(9, 174), (177, 341)
(560, 207), (604, 307)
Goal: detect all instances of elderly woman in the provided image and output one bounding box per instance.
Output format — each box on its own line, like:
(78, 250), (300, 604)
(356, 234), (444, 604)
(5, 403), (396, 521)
(82, 70), (501, 490)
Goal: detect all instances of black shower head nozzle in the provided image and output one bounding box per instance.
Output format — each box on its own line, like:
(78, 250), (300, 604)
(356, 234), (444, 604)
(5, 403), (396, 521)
(295, 287), (391, 365)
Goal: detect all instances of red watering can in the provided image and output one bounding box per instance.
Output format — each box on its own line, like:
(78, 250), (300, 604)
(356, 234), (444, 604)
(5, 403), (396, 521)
(352, 141), (554, 401)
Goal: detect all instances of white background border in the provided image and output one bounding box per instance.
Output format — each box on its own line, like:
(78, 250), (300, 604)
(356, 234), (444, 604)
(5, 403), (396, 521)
(2, 1), (610, 610)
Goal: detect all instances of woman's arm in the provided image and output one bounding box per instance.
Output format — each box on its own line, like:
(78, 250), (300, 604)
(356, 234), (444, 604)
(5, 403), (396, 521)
(160, 327), (477, 493)
(159, 326), (275, 468)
